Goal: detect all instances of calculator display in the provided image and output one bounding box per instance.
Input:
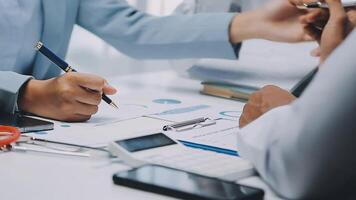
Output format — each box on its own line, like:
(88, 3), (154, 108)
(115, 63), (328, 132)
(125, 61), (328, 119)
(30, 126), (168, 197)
(116, 133), (177, 152)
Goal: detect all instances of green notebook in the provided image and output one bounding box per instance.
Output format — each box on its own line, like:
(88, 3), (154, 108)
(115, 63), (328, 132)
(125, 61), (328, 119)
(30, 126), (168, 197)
(201, 82), (260, 102)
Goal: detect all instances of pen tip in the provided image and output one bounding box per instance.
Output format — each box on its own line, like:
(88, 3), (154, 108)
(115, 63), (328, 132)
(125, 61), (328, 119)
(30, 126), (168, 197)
(110, 102), (119, 109)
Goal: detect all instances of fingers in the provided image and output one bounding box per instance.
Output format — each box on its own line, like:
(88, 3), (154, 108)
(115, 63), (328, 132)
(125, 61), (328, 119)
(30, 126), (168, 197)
(76, 73), (106, 91)
(302, 33), (315, 41)
(74, 101), (99, 116)
(103, 81), (117, 95)
(296, 4), (328, 43)
(63, 73), (117, 95)
(67, 72), (117, 94)
(239, 92), (263, 128)
(53, 73), (118, 122)
(58, 100), (98, 121)
(239, 86), (296, 128)
(299, 9), (329, 25)
(239, 102), (262, 128)
(288, 0), (299, 6)
(326, 0), (347, 23)
(75, 87), (102, 105)
(64, 114), (92, 122)
(346, 8), (356, 27)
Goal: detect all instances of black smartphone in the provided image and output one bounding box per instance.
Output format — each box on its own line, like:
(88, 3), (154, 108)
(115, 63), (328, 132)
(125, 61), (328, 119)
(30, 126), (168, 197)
(113, 165), (264, 200)
(0, 114), (54, 133)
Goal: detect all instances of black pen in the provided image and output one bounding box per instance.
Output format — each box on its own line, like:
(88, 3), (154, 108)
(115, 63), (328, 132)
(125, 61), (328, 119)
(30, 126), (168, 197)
(291, 67), (318, 97)
(34, 41), (118, 109)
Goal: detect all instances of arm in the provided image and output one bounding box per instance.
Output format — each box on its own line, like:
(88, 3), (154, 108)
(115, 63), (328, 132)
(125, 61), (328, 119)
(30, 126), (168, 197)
(76, 0), (236, 59)
(76, 0), (311, 60)
(237, 29), (356, 199)
(0, 71), (32, 114)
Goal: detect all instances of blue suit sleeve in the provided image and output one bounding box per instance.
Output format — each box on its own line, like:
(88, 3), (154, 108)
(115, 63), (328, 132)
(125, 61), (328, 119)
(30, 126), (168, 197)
(76, 0), (238, 59)
(0, 71), (32, 114)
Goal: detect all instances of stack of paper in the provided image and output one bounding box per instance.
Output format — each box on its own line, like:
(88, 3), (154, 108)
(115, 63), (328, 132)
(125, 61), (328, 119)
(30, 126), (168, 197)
(187, 58), (313, 91)
(186, 40), (319, 91)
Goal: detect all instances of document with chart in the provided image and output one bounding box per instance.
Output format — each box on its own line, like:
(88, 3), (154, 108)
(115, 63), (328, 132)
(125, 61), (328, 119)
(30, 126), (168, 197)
(166, 119), (240, 156)
(26, 94), (245, 151)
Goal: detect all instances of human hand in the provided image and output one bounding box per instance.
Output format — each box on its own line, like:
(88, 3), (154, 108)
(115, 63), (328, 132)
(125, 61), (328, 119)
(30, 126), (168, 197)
(298, 0), (356, 63)
(239, 85), (296, 128)
(230, 0), (313, 43)
(18, 73), (117, 122)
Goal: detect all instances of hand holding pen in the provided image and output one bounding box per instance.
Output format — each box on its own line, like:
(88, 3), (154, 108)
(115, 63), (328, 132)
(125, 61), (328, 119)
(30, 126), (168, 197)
(296, 0), (356, 62)
(18, 42), (118, 122)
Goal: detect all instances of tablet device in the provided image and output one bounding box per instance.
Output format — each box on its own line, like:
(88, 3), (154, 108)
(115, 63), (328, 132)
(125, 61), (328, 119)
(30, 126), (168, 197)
(0, 113), (54, 133)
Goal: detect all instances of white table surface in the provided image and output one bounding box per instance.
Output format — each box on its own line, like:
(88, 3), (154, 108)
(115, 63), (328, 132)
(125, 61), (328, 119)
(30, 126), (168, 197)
(0, 70), (283, 200)
(1, 39), (319, 200)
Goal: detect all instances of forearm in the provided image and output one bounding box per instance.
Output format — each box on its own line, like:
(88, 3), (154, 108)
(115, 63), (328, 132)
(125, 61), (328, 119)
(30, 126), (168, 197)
(77, 0), (238, 59)
(0, 71), (32, 114)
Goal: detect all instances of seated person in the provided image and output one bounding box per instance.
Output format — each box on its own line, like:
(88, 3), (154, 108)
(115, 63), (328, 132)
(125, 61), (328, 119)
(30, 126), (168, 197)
(0, 0), (312, 122)
(238, 0), (356, 198)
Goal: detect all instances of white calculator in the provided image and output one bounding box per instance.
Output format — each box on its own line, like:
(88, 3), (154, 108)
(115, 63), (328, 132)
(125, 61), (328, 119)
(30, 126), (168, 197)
(108, 132), (255, 181)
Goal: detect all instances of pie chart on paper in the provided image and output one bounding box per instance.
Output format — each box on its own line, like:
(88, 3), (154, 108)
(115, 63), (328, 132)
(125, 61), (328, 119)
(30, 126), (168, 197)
(152, 99), (182, 105)
(219, 111), (242, 118)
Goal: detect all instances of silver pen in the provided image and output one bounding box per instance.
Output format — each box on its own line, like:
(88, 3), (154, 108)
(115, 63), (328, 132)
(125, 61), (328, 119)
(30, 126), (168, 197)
(162, 117), (217, 131)
(297, 1), (356, 9)
(6, 145), (91, 157)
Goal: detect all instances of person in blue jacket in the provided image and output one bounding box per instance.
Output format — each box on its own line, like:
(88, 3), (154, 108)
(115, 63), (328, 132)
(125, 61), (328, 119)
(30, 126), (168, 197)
(0, 0), (311, 121)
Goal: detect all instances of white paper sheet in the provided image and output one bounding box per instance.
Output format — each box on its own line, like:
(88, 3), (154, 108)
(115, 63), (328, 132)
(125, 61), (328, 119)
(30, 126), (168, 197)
(166, 119), (240, 152)
(26, 94), (243, 147)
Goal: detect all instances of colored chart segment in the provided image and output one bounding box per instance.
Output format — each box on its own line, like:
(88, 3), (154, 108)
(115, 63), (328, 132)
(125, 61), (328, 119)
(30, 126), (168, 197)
(60, 124), (71, 128)
(152, 99), (182, 105)
(155, 105), (210, 116)
(219, 111), (242, 118)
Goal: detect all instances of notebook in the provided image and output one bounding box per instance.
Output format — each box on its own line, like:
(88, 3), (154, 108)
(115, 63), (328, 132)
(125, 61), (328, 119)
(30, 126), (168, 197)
(201, 82), (259, 101)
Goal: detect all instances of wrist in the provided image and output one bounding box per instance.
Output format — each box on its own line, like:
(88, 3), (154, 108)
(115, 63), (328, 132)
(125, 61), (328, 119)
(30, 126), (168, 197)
(229, 10), (264, 43)
(18, 79), (46, 113)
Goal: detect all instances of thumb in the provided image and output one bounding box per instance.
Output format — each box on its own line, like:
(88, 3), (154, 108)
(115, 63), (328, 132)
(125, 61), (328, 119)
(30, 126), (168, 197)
(103, 81), (117, 95)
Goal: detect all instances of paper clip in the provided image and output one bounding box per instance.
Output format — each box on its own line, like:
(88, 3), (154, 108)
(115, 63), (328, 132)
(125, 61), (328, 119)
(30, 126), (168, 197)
(162, 117), (216, 132)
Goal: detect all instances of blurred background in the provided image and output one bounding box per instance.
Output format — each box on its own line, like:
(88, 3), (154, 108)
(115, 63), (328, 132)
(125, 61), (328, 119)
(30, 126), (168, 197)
(67, 0), (263, 77)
